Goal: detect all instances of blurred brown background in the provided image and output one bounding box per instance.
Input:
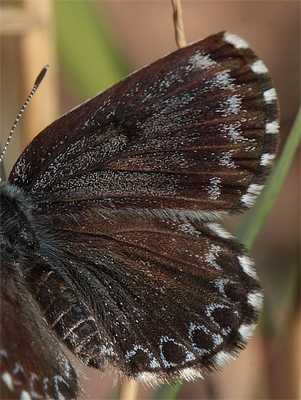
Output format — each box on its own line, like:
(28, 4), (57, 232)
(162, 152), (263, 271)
(1, 1), (300, 399)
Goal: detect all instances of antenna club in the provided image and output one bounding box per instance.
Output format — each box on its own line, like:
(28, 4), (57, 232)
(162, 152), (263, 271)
(35, 65), (49, 87)
(0, 66), (49, 165)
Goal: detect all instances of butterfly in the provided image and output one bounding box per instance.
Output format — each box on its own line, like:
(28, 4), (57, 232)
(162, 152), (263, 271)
(0, 31), (279, 399)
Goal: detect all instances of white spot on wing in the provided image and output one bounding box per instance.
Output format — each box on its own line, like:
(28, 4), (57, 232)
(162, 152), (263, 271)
(260, 153), (275, 166)
(223, 32), (249, 49)
(204, 244), (222, 271)
(213, 70), (235, 91)
(238, 255), (257, 279)
(248, 291), (264, 311)
(214, 350), (236, 368)
(206, 223), (234, 239)
(212, 333), (224, 346)
(263, 88), (277, 104)
(266, 120), (280, 134)
(136, 371), (160, 387)
(241, 184), (264, 207)
(222, 122), (243, 144)
(208, 177), (221, 200)
(213, 278), (230, 297)
(239, 323), (257, 342)
(218, 95), (242, 117)
(2, 372), (13, 391)
(178, 222), (199, 235)
(179, 368), (203, 381)
(251, 60), (269, 74)
(21, 391), (32, 400)
(218, 150), (236, 169)
(187, 51), (217, 71)
(102, 345), (115, 357)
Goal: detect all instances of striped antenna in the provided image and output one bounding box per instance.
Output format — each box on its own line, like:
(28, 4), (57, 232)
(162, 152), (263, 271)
(0, 65), (49, 164)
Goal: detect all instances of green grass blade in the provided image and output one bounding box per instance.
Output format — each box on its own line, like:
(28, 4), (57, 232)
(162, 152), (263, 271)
(236, 108), (301, 248)
(53, 0), (129, 99)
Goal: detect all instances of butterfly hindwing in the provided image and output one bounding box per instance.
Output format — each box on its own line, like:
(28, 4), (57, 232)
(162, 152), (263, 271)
(22, 209), (263, 383)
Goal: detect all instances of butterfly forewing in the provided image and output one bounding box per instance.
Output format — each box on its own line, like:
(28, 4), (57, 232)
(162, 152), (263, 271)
(1, 31), (279, 397)
(9, 32), (278, 217)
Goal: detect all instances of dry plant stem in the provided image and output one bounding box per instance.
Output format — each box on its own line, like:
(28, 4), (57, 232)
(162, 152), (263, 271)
(171, 0), (187, 48)
(118, 380), (139, 400)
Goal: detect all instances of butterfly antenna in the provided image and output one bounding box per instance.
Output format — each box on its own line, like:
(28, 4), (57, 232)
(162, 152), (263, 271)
(0, 65), (49, 164)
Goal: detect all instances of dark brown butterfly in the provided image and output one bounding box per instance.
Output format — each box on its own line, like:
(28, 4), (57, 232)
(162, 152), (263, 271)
(0, 32), (279, 399)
